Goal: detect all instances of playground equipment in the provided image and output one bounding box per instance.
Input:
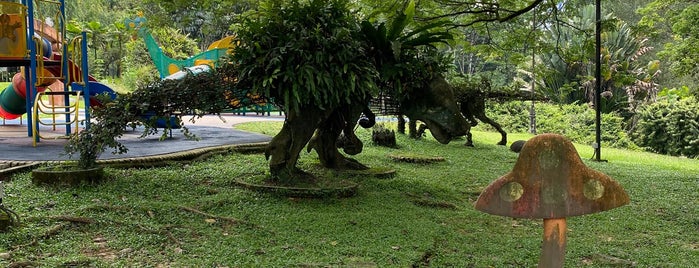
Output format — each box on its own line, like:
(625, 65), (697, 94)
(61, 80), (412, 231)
(125, 14), (234, 79)
(0, 0), (115, 145)
(126, 14), (278, 116)
(32, 89), (82, 141)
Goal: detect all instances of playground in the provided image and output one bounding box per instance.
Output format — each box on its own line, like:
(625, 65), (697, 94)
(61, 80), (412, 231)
(1, 0), (116, 147)
(0, 1), (277, 164)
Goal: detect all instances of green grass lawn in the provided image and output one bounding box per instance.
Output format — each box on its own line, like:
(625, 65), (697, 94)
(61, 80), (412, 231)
(0, 122), (697, 267)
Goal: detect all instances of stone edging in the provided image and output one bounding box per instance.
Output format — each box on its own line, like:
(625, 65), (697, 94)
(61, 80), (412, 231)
(0, 142), (269, 181)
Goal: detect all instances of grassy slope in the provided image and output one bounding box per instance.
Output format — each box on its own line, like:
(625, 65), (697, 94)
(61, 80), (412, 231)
(0, 122), (697, 267)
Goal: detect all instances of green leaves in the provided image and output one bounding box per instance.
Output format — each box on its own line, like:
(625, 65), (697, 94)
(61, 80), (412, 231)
(361, 1), (452, 60)
(66, 20), (83, 35)
(230, 0), (377, 113)
(386, 0), (414, 41)
(633, 97), (699, 158)
(358, 0), (452, 98)
(537, 4), (658, 115)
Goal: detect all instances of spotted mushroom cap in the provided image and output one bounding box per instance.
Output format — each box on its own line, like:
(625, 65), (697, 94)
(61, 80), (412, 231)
(475, 133), (629, 219)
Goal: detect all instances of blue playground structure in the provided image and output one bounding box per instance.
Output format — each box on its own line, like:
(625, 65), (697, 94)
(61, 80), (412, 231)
(0, 0), (116, 145)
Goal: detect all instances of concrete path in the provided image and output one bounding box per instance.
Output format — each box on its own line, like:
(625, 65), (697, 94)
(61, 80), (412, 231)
(0, 114), (284, 162)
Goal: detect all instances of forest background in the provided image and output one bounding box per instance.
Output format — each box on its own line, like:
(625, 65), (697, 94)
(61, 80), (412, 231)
(2, 0), (697, 158)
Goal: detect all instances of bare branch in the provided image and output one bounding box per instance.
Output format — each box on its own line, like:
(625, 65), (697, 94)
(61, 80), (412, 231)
(426, 0), (544, 27)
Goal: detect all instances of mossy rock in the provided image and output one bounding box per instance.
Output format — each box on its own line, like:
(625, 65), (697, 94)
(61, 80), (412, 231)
(510, 140), (527, 153)
(233, 174), (358, 198)
(372, 125), (397, 148)
(31, 165), (105, 186)
(387, 153), (445, 164)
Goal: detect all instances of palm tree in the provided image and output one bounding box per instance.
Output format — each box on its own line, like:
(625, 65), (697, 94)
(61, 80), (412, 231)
(537, 5), (660, 116)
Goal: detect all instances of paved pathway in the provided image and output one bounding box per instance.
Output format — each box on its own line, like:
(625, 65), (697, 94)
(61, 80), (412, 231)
(0, 114), (283, 162)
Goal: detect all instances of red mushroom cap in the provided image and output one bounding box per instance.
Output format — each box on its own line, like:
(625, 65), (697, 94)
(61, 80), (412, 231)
(475, 134), (629, 219)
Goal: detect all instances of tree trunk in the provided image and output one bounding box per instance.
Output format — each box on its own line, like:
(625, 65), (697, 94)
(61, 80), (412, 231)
(265, 104), (370, 184)
(409, 118), (418, 139)
(265, 108), (323, 183)
(397, 115), (406, 134)
(307, 105), (369, 171)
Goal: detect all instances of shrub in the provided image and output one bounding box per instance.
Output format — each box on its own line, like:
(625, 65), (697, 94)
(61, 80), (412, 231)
(372, 123), (397, 148)
(121, 64), (159, 91)
(232, 0), (378, 113)
(65, 67), (238, 168)
(480, 101), (530, 133)
(536, 103), (635, 149)
(632, 97), (699, 158)
(481, 101), (635, 149)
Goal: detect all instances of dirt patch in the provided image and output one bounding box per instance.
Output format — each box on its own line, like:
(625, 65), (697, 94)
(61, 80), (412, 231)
(82, 236), (118, 260)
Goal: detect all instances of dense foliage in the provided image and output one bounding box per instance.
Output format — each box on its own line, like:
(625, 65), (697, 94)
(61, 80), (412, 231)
(480, 101), (635, 149)
(358, 0), (452, 96)
(535, 4), (659, 116)
(65, 69), (237, 168)
(639, 0), (699, 87)
(231, 0), (378, 113)
(30, 0), (697, 160)
(142, 0), (254, 48)
(632, 96), (699, 158)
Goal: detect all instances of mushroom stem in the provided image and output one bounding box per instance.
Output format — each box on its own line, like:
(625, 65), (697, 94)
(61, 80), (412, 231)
(539, 218), (567, 268)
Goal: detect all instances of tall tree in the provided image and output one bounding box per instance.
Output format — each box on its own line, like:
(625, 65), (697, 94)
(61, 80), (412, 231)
(142, 0), (255, 50)
(638, 0), (699, 92)
(535, 4), (659, 115)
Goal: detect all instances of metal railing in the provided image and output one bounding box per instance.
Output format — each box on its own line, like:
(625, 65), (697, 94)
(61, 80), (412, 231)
(31, 89), (82, 146)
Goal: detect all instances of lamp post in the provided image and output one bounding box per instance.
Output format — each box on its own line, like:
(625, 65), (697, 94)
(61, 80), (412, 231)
(594, 0), (604, 161)
(529, 7), (537, 135)
(529, 50), (537, 135)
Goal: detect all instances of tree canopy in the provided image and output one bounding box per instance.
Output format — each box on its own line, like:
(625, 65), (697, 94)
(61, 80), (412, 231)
(230, 0), (378, 113)
(50, 0), (697, 132)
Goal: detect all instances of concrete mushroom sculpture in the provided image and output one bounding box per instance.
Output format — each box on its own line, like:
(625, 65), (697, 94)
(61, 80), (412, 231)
(475, 133), (629, 267)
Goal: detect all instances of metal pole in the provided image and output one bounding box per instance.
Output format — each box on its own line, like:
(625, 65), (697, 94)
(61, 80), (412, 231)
(594, 0), (602, 161)
(529, 8), (537, 135)
(60, 0), (71, 136)
(25, 0), (38, 140)
(81, 31), (91, 129)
